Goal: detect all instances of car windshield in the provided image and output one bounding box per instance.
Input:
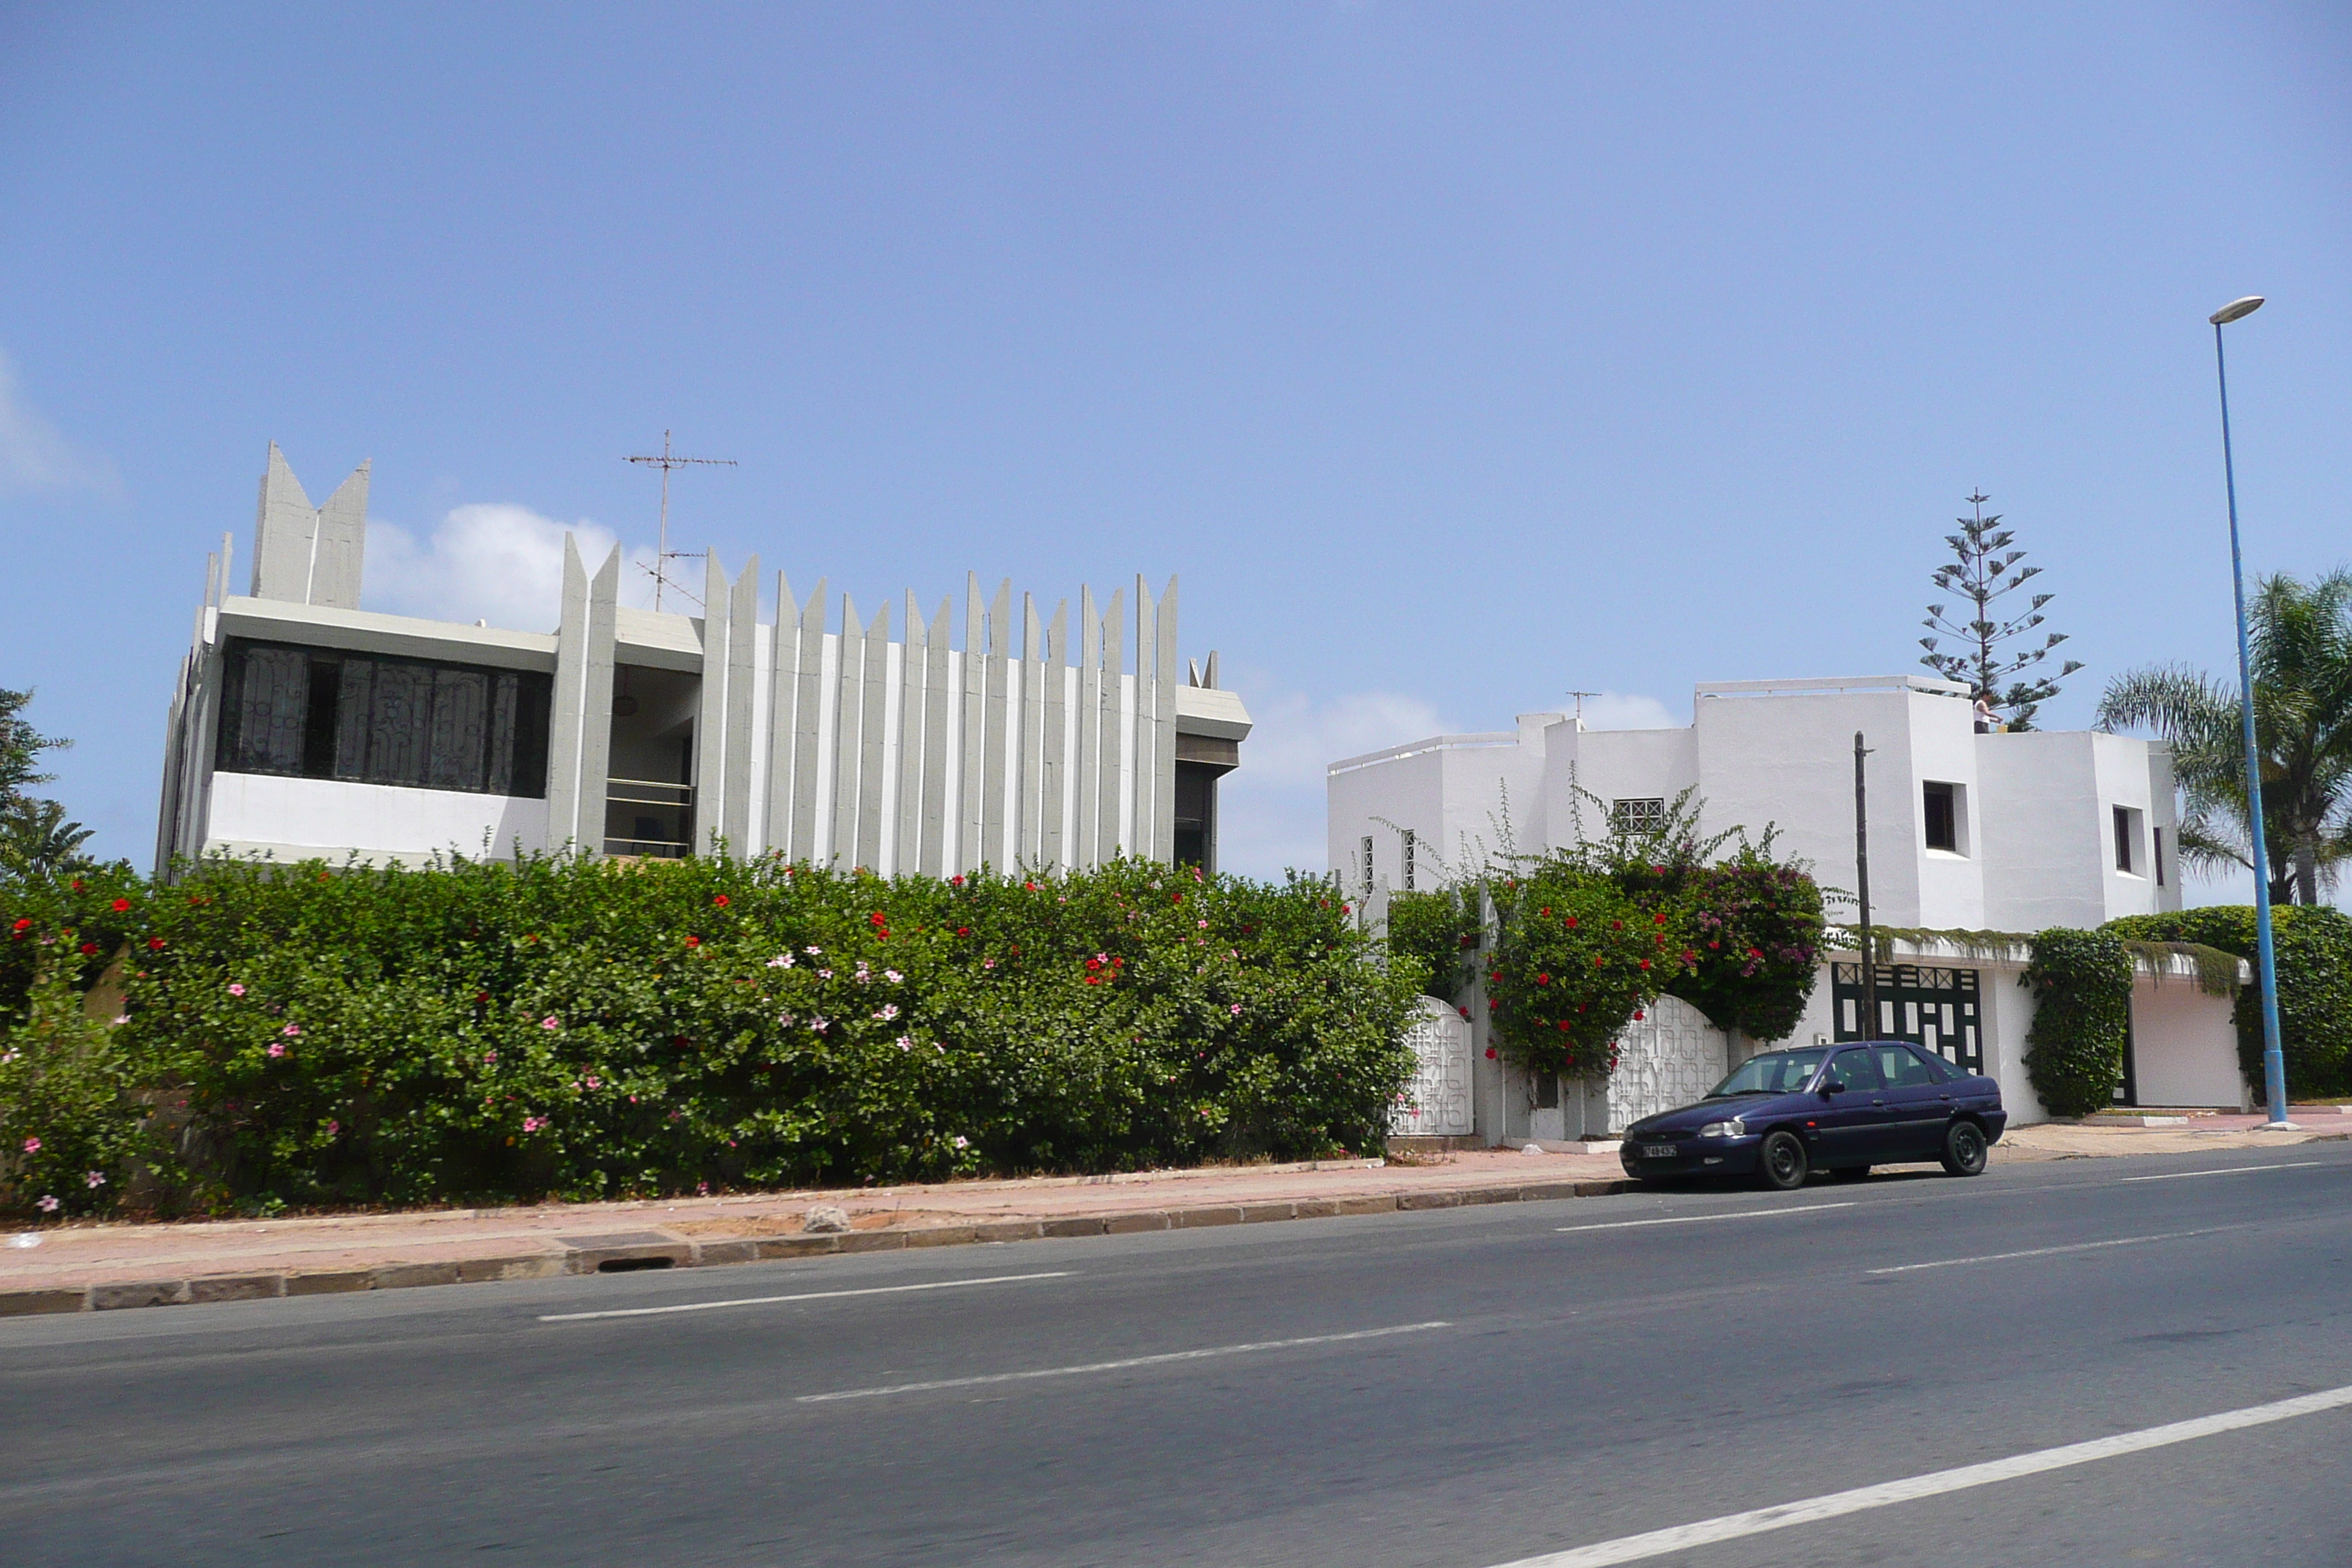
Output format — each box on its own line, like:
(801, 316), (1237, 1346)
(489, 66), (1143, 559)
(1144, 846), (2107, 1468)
(1708, 1048), (1829, 1097)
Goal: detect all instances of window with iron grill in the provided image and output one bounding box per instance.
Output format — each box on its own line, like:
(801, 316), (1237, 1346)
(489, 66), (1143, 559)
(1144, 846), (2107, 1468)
(216, 638), (551, 799)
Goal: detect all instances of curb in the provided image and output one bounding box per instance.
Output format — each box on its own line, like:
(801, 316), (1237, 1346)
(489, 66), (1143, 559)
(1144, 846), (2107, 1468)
(0, 1177), (1639, 1319)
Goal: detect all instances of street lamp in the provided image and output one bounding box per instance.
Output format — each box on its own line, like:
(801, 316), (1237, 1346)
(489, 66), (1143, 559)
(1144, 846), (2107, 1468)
(2207, 293), (2293, 1131)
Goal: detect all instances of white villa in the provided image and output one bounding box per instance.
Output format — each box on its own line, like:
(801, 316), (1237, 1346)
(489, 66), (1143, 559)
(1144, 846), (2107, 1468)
(1338, 676), (2251, 1139)
(155, 446), (1254, 876)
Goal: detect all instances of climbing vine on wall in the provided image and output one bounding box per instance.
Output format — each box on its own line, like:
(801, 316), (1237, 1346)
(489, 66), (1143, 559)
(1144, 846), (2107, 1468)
(2021, 927), (2133, 1117)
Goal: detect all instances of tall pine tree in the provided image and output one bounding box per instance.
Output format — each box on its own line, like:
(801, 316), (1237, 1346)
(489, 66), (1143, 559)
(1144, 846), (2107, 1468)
(1919, 493), (2084, 730)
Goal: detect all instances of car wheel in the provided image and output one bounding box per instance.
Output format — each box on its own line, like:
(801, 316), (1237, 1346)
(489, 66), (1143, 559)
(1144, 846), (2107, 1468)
(1940, 1120), (1989, 1177)
(1756, 1129), (1809, 1191)
(1829, 1165), (1870, 1183)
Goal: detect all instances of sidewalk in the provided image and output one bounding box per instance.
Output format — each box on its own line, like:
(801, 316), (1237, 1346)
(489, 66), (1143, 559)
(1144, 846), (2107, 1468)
(6, 1120), (2345, 1316)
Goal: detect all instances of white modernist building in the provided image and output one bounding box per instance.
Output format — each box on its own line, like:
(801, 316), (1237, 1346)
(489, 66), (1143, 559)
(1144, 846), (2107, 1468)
(1334, 676), (2250, 1135)
(156, 446), (1253, 875)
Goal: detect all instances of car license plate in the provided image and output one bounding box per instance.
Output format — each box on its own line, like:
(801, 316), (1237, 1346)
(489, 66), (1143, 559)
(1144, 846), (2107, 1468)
(1641, 1143), (1677, 1158)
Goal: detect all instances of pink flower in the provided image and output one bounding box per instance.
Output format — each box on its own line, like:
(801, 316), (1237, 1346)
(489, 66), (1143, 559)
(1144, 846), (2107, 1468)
(227, 982), (246, 997)
(953, 1135), (970, 1149)
(584, 1076), (600, 1090)
(982, 958), (995, 970)
(1197, 919), (1208, 929)
(1229, 1003), (1243, 1016)
(22, 1137), (39, 1154)
(541, 1017), (560, 1030)
(522, 1115), (547, 1133)
(325, 1120), (339, 1136)
(84, 1170), (105, 1188)
(281, 1023), (301, 1037)
(268, 1042), (286, 1058)
(37, 1195), (59, 1213)
(897, 1037), (912, 1051)
(483, 1050), (498, 1063)
(884, 970), (902, 983)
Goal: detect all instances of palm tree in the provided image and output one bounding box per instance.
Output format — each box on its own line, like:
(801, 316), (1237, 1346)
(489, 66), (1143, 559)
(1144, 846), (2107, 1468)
(2097, 569), (2352, 905)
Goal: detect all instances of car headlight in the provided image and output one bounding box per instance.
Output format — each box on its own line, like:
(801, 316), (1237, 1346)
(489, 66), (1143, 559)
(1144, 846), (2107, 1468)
(1697, 1117), (1746, 1139)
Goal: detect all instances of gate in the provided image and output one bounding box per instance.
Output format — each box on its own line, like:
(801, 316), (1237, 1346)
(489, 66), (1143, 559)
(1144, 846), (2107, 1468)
(1601, 994), (1726, 1134)
(1831, 962), (1983, 1076)
(1391, 997), (1474, 1137)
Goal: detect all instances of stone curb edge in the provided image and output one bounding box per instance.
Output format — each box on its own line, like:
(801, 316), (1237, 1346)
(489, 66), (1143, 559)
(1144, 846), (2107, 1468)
(0, 1178), (1639, 1318)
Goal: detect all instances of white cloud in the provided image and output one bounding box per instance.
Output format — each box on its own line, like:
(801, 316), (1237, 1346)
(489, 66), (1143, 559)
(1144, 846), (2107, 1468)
(0, 350), (118, 495)
(1215, 687), (1449, 881)
(364, 503), (659, 630)
(1576, 691), (1680, 730)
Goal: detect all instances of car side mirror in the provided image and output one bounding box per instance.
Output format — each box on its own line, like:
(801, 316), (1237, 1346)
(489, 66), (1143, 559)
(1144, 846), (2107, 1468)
(1819, 1082), (1844, 1096)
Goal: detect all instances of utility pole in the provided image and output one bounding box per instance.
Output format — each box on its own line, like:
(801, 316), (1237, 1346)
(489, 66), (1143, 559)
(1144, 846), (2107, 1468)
(1854, 731), (1878, 1038)
(626, 431), (736, 613)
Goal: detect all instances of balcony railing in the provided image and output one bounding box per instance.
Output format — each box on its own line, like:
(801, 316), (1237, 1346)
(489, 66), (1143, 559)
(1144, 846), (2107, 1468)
(606, 777), (693, 858)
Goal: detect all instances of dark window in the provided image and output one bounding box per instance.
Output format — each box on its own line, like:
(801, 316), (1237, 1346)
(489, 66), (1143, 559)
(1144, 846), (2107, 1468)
(1820, 1048), (1884, 1092)
(1402, 829), (1416, 890)
(216, 638), (551, 798)
(2114, 806), (2134, 872)
(1923, 782), (1957, 852)
(2153, 826), (2166, 886)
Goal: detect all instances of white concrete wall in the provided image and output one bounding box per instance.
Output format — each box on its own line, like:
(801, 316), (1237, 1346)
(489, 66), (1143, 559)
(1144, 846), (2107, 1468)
(205, 773), (548, 864)
(2130, 979), (2250, 1109)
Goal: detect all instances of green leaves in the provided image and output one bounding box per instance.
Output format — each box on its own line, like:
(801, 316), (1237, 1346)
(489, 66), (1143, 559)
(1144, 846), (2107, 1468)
(6, 852), (1420, 1216)
(2021, 929), (2133, 1117)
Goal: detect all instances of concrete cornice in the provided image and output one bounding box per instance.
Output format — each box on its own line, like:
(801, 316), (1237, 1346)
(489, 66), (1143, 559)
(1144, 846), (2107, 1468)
(216, 596), (557, 671)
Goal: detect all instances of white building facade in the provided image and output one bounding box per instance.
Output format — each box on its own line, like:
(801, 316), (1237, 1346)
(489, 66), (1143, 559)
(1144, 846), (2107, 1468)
(157, 446), (1252, 875)
(1338, 676), (2250, 1134)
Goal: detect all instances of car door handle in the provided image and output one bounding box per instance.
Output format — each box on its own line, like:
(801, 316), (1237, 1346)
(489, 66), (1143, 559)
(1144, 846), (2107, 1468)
(1872, 1098), (1888, 1107)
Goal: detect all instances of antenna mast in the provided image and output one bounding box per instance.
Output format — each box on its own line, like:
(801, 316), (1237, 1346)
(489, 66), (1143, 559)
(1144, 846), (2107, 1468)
(626, 430), (737, 611)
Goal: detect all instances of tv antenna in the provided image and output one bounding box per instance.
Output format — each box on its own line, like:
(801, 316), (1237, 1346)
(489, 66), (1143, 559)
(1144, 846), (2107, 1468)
(626, 430), (736, 611)
(1566, 690), (1601, 730)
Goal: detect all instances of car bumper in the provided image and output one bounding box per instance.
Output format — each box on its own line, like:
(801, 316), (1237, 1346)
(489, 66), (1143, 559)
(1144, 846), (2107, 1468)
(1620, 1134), (1762, 1179)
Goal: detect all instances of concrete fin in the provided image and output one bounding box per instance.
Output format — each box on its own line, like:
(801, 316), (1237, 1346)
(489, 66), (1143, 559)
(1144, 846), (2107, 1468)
(695, 554), (732, 854)
(920, 598), (952, 876)
(790, 578), (828, 862)
(1041, 598), (1067, 868)
(723, 555), (760, 855)
(766, 569), (802, 861)
(960, 573), (986, 870)
(546, 534), (592, 851)
(833, 593), (864, 865)
(1077, 584), (1101, 867)
(581, 546), (622, 856)
(309, 460), (369, 609)
(1153, 576), (1180, 862)
(1098, 587), (1124, 858)
(250, 442), (318, 602)
(856, 600), (889, 870)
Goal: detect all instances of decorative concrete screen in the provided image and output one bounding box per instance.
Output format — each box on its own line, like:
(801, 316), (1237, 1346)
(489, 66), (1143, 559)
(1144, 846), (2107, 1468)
(1392, 997), (1474, 1137)
(1602, 994), (1725, 1134)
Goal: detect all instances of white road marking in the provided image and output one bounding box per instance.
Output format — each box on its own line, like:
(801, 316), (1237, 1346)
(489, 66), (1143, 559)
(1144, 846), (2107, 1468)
(1485, 1381), (2352, 1568)
(538, 1271), (1072, 1322)
(1557, 1202), (1853, 1234)
(2122, 1161), (2324, 1183)
(1866, 1227), (2226, 1275)
(794, 1320), (1452, 1403)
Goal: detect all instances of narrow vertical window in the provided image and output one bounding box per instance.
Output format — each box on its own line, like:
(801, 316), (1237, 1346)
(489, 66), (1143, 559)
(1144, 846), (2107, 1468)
(1923, 782), (1957, 853)
(1360, 834), (1373, 892)
(2114, 805), (2134, 873)
(2153, 826), (2166, 886)
(1403, 829), (1417, 891)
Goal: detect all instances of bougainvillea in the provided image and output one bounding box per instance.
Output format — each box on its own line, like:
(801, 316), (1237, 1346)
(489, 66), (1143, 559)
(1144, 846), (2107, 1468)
(1484, 859), (1695, 1074)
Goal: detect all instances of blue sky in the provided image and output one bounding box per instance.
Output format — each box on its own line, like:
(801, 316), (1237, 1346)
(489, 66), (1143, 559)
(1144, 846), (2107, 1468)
(1, 3), (2346, 891)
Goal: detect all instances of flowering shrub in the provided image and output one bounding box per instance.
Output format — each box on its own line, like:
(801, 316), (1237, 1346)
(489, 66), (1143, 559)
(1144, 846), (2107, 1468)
(1418, 836), (1821, 1078)
(0, 940), (152, 1217)
(1383, 887), (1482, 1001)
(2, 853), (1417, 1215)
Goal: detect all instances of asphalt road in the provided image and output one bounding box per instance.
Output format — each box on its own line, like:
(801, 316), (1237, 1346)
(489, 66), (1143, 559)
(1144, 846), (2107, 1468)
(7, 1142), (2351, 1567)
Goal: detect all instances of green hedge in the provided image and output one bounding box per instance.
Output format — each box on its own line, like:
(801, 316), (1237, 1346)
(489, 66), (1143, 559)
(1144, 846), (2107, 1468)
(1, 856), (1420, 1217)
(1384, 888), (1482, 1002)
(2105, 906), (2352, 1098)
(2021, 928), (2133, 1117)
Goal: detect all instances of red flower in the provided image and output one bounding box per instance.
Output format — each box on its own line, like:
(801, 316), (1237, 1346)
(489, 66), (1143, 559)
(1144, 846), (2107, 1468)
(1536, 973), (1550, 986)
(1639, 959), (1651, 970)
(1611, 920), (1623, 930)
(1488, 998), (1499, 1010)
(1556, 1019), (1570, 1032)
(71, 878), (85, 891)
(957, 926), (971, 938)
(11, 917), (30, 934)
(1748, 946), (1763, 958)
(1024, 881), (1039, 892)
(1172, 892), (1183, 904)
(1564, 916), (1578, 928)
(1540, 907), (1550, 917)
(713, 894), (731, 908)
(146, 937), (165, 950)
(951, 875), (965, 887)
(1632, 1009), (1646, 1021)
(475, 992), (490, 1004)
(1485, 1047), (1498, 1060)
(1654, 912), (1667, 926)
(685, 935), (702, 948)
(1708, 939), (1721, 949)
(80, 942), (97, 955)
(1459, 1006), (1471, 1019)
(111, 898), (132, 913)
(1085, 975), (1101, 986)
(1085, 957), (1102, 970)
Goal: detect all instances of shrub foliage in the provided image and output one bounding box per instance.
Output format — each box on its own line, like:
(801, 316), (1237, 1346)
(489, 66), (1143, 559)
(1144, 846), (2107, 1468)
(2021, 927), (2133, 1117)
(1, 854), (1420, 1217)
(2105, 906), (2352, 1098)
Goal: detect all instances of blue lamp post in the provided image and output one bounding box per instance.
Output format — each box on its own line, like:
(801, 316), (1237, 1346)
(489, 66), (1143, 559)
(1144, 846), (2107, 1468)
(2208, 293), (2293, 1131)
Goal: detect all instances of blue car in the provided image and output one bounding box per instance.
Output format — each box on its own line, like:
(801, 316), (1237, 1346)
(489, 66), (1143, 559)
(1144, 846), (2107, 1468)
(1619, 1040), (2007, 1191)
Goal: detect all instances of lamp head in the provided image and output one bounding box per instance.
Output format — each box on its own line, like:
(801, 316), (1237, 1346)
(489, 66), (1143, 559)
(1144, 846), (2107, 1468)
(2210, 295), (2265, 326)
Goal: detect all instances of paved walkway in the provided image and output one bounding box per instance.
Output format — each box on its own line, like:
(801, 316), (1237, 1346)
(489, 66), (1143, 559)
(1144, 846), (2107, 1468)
(5, 1117), (2345, 1312)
